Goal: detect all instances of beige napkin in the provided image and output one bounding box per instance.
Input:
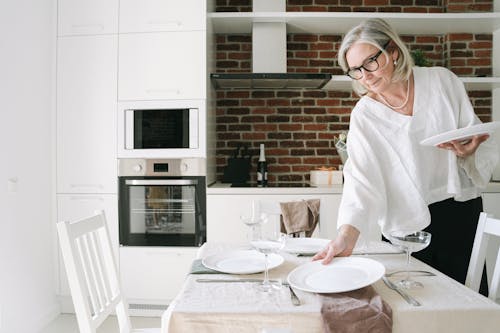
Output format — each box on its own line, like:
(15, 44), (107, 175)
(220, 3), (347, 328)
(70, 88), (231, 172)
(279, 199), (320, 237)
(321, 286), (392, 333)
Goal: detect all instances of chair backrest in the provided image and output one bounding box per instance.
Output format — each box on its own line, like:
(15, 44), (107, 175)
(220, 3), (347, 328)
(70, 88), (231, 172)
(57, 211), (132, 333)
(465, 212), (500, 302)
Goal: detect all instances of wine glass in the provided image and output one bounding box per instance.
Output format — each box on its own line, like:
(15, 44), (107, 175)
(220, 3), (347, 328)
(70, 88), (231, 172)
(250, 213), (286, 293)
(388, 231), (432, 289)
(240, 200), (265, 242)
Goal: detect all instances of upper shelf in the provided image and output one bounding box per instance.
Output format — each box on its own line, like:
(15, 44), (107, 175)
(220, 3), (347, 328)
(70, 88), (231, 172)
(324, 75), (500, 91)
(209, 12), (500, 34)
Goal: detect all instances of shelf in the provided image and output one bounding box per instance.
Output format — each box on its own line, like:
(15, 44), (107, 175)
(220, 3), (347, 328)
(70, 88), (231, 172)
(323, 75), (500, 91)
(209, 12), (500, 34)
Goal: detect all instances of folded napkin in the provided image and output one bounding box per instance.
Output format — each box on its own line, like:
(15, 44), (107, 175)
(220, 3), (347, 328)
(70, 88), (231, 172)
(189, 259), (220, 274)
(321, 286), (392, 333)
(279, 199), (320, 237)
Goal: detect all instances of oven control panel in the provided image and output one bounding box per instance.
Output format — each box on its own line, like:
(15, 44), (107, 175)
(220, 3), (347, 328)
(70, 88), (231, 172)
(118, 158), (206, 177)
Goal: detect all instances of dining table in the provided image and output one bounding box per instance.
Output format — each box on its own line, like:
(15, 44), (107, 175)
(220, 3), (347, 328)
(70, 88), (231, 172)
(161, 241), (500, 333)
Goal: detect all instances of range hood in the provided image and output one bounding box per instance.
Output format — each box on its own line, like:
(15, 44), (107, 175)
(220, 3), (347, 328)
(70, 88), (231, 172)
(210, 0), (331, 90)
(210, 72), (331, 89)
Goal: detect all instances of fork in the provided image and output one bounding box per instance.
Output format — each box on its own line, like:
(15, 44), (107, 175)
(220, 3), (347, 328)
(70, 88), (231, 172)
(385, 270), (436, 277)
(382, 276), (421, 306)
(283, 282), (301, 306)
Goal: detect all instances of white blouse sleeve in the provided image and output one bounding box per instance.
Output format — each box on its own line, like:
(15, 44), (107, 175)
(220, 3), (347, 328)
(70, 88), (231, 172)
(444, 70), (499, 188)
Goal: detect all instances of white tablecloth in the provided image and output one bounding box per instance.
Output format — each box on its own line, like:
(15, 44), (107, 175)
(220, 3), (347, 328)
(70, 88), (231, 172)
(162, 242), (500, 333)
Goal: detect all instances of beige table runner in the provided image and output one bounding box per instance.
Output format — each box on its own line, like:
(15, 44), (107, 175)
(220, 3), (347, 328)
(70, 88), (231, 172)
(162, 242), (500, 333)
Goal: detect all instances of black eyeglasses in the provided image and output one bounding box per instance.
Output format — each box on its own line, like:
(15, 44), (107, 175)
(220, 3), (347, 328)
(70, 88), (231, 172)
(346, 41), (391, 80)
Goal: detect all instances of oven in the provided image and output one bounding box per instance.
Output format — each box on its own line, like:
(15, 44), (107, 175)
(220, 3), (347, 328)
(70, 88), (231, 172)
(118, 158), (206, 247)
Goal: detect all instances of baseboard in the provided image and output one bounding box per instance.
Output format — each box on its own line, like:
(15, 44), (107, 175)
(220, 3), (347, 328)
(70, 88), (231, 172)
(58, 295), (169, 318)
(128, 303), (170, 317)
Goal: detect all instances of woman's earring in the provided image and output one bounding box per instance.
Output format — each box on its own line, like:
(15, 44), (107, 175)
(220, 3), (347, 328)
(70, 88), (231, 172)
(393, 60), (397, 65)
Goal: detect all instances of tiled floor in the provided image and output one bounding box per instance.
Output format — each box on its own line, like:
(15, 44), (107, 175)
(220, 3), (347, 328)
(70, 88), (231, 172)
(40, 314), (162, 332)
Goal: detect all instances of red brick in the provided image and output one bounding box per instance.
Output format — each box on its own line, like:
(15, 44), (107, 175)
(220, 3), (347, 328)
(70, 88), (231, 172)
(242, 133), (266, 140)
(279, 124), (303, 131)
(253, 124), (277, 131)
(304, 124), (328, 131)
(317, 99), (341, 106)
(467, 58), (491, 66)
(469, 41), (492, 49)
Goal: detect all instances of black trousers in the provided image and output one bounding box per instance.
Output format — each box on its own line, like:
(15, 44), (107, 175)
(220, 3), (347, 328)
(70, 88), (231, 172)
(412, 196), (488, 296)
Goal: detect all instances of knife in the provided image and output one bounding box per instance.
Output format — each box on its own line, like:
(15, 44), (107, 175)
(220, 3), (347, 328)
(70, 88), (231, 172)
(196, 278), (278, 283)
(382, 276), (421, 306)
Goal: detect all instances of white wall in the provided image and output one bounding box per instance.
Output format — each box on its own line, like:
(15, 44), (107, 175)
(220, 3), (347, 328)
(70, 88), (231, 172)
(0, 1), (59, 332)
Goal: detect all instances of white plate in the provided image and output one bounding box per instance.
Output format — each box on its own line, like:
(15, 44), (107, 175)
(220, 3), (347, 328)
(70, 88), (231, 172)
(420, 122), (500, 146)
(283, 238), (330, 255)
(202, 250), (284, 274)
(287, 257), (385, 293)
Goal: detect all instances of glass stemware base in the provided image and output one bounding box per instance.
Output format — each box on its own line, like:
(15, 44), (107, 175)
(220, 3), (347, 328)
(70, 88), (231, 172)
(389, 231), (432, 289)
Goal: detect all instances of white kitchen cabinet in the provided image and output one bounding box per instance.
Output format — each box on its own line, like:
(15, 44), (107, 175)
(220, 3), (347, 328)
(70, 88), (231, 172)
(57, 0), (118, 36)
(207, 193), (345, 243)
(119, 246), (198, 303)
(56, 35), (117, 194)
(118, 31), (206, 101)
(119, 0), (206, 33)
(56, 194), (118, 309)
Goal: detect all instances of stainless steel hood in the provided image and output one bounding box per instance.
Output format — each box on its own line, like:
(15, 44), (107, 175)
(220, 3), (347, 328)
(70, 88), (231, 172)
(211, 0), (332, 90)
(210, 73), (331, 89)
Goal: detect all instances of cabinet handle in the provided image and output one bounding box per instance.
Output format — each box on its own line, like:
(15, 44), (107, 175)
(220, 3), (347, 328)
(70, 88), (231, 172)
(70, 184), (104, 190)
(147, 20), (182, 28)
(146, 89), (180, 95)
(68, 196), (104, 201)
(70, 24), (105, 32)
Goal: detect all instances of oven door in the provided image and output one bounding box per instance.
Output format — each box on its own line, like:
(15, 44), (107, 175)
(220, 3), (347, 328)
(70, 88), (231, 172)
(119, 176), (206, 246)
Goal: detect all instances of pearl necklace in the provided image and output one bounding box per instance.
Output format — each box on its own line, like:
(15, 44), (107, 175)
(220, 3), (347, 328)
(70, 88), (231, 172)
(378, 79), (411, 110)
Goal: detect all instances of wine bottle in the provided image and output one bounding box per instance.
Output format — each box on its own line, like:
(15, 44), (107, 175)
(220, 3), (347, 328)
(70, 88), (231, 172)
(257, 144), (268, 187)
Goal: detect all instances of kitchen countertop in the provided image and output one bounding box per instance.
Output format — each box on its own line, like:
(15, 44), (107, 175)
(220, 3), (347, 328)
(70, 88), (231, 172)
(207, 182), (343, 194)
(207, 181), (500, 194)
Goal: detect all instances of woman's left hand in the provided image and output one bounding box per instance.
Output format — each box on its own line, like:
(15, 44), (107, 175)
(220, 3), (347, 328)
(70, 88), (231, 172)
(437, 134), (490, 157)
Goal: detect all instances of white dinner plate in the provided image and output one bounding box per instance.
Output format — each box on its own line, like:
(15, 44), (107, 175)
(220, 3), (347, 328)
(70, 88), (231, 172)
(420, 122), (500, 146)
(283, 238), (330, 255)
(202, 250), (284, 274)
(287, 257), (385, 293)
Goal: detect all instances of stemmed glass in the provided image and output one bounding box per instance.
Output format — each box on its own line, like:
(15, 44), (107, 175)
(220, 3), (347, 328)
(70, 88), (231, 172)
(240, 201), (265, 242)
(388, 231), (432, 289)
(249, 213), (286, 293)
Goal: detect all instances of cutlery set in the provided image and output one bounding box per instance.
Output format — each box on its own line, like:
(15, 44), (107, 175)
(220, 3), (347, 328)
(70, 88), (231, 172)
(197, 270), (434, 308)
(196, 278), (302, 306)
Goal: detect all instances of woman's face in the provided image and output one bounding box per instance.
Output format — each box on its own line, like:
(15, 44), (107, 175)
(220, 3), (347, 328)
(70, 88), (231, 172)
(345, 41), (395, 94)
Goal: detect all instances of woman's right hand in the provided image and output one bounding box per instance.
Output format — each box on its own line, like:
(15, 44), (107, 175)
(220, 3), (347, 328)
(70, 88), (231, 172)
(312, 224), (360, 265)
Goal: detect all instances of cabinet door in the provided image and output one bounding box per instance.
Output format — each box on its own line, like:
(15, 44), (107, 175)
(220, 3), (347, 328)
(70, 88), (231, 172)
(118, 31), (206, 101)
(57, 35), (117, 194)
(56, 194), (118, 296)
(207, 194), (346, 243)
(58, 0), (118, 36)
(119, 0), (206, 33)
(119, 247), (197, 302)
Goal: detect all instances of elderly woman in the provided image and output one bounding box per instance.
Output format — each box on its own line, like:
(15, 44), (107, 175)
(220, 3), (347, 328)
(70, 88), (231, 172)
(313, 18), (499, 291)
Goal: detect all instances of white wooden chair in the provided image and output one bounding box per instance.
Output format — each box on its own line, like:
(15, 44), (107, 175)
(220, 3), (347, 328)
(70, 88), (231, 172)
(57, 210), (161, 333)
(465, 212), (500, 302)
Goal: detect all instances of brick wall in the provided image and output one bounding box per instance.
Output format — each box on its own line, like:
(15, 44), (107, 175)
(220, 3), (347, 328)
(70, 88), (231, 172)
(215, 0), (493, 12)
(214, 1), (494, 185)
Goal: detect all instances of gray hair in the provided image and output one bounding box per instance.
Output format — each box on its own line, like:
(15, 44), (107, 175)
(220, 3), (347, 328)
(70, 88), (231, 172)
(338, 18), (414, 96)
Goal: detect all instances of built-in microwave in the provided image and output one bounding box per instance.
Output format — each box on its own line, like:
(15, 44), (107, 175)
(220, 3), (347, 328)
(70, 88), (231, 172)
(117, 100), (205, 158)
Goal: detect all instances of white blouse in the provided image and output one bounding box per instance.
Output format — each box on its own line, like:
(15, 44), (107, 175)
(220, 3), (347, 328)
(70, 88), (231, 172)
(339, 66), (499, 239)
